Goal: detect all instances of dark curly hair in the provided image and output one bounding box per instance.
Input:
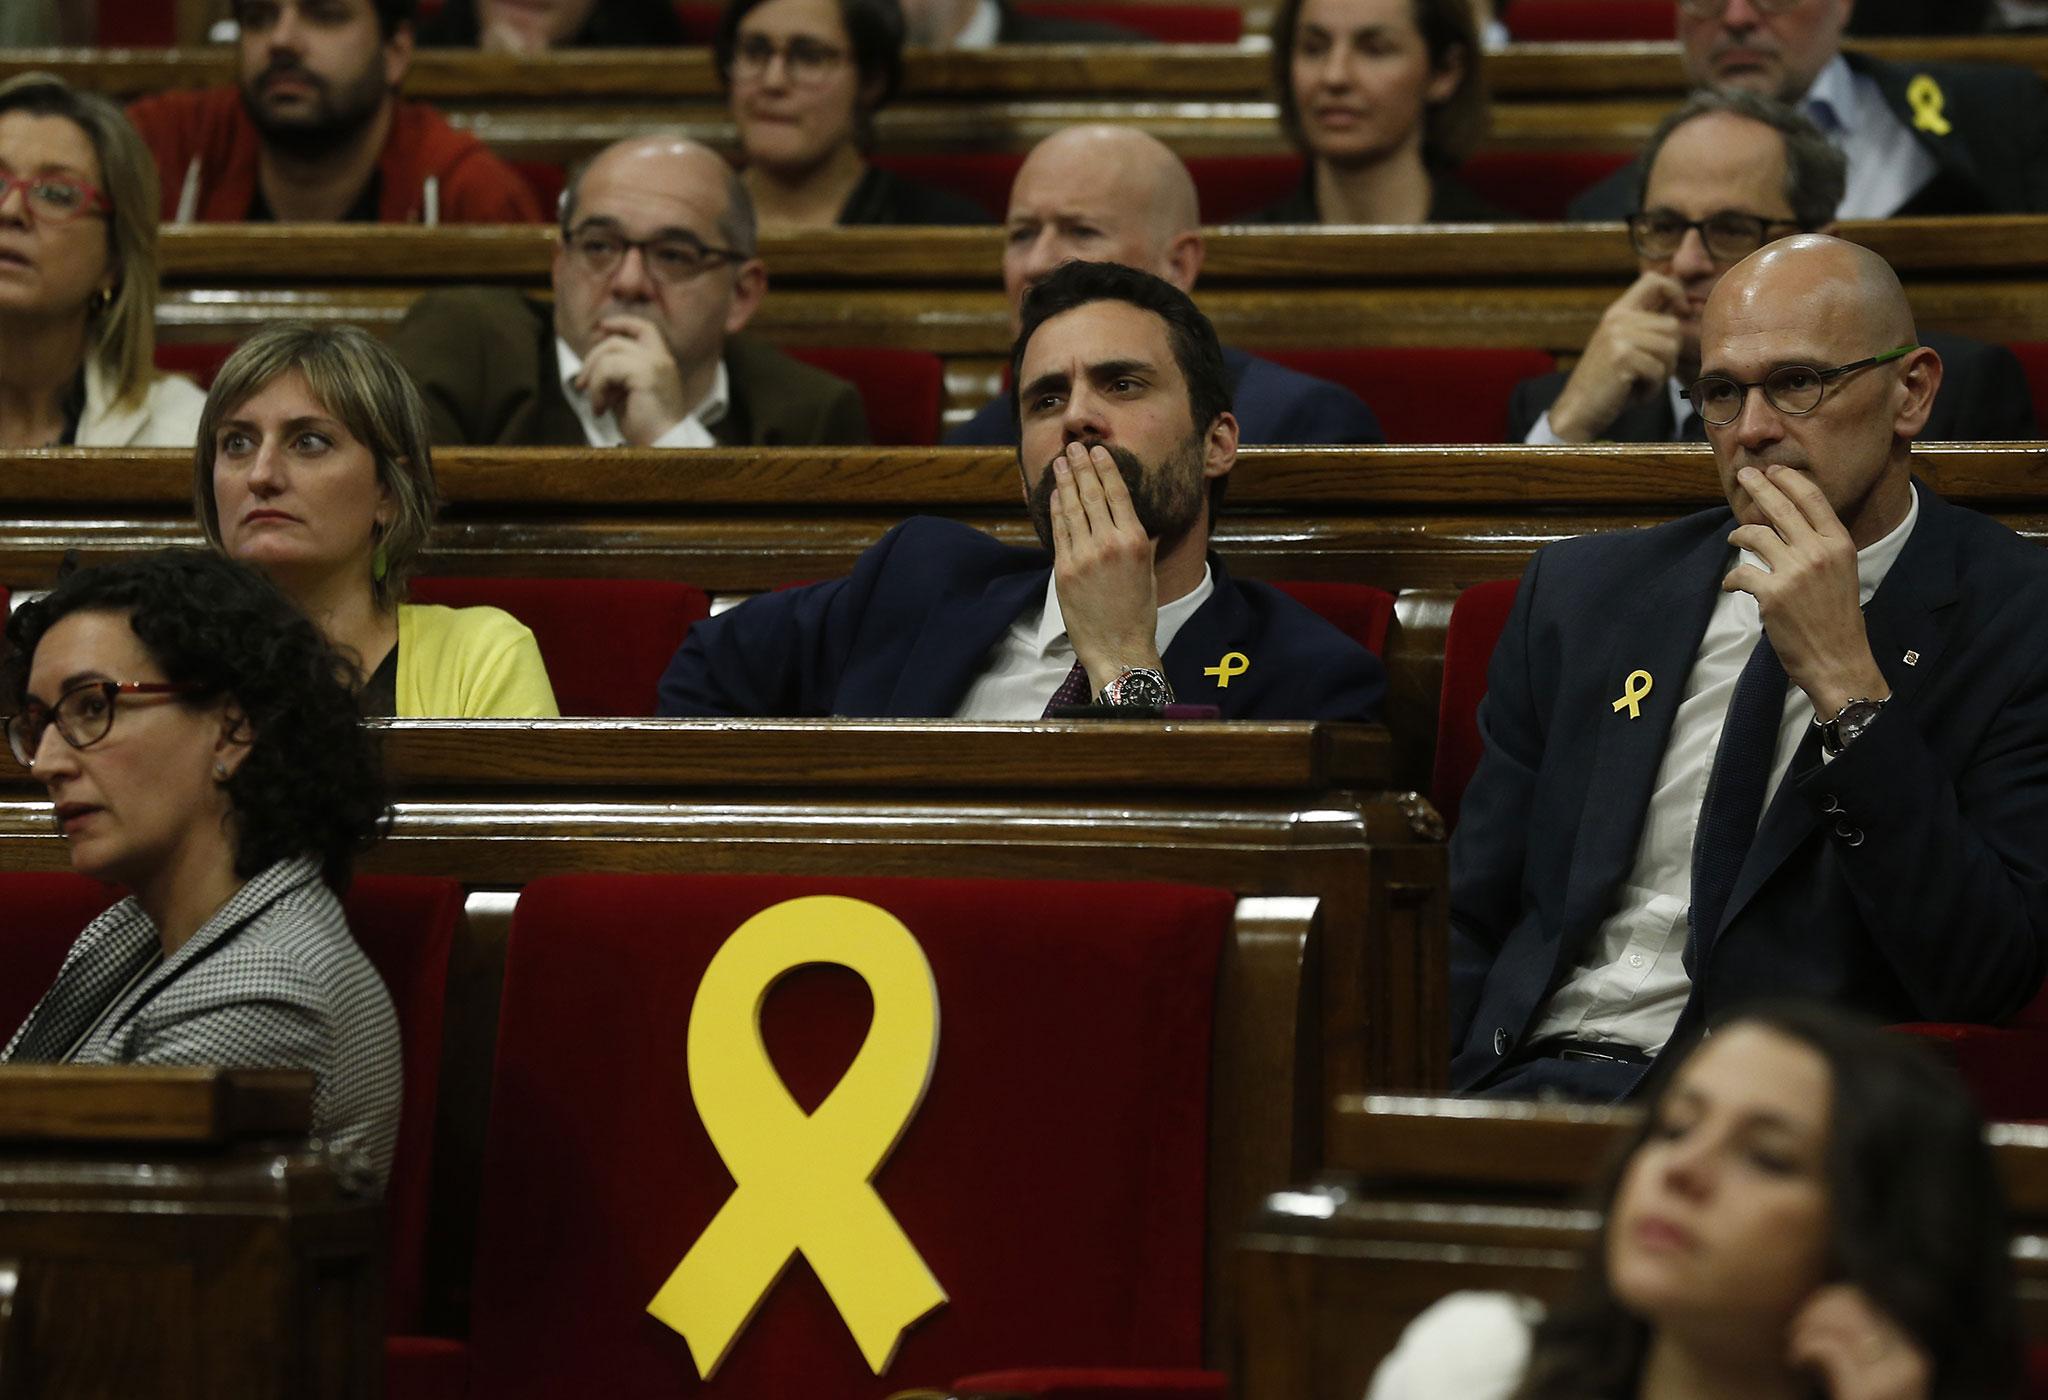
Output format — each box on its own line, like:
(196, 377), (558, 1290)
(1513, 1001), (2022, 1400)
(1, 550), (388, 890)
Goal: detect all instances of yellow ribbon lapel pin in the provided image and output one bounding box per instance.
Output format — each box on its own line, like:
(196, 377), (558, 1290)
(1907, 74), (1952, 136)
(1204, 652), (1250, 687)
(1612, 670), (1653, 720)
(647, 895), (947, 1378)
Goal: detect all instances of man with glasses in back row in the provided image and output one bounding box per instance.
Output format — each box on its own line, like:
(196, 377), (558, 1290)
(1452, 232), (2048, 1101)
(1568, 0), (2048, 221)
(1509, 88), (2036, 445)
(387, 134), (869, 447)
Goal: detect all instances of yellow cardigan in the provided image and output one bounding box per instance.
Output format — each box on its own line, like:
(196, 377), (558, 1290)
(395, 604), (559, 718)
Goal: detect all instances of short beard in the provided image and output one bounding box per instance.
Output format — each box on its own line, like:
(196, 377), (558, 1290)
(1026, 436), (1206, 558)
(239, 57), (389, 161)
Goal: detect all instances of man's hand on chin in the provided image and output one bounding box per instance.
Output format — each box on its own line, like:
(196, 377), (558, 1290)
(1721, 464), (1892, 717)
(1049, 441), (1162, 696)
(575, 316), (690, 446)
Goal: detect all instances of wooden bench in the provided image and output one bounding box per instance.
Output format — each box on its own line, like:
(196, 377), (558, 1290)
(7, 36), (2043, 158)
(7, 441), (2046, 783)
(1234, 1096), (2048, 1400)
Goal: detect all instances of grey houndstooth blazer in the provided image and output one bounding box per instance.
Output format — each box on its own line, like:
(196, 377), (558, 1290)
(2, 857), (403, 1193)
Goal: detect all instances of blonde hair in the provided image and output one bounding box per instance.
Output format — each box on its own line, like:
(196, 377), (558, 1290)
(194, 323), (439, 612)
(0, 72), (164, 409)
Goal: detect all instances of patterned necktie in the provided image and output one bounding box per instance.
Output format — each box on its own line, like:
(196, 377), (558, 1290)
(1041, 660), (1092, 717)
(1689, 632), (1790, 951)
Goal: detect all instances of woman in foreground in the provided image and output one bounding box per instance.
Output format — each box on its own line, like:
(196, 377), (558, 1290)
(1369, 1003), (2021, 1400)
(1, 550), (401, 1191)
(194, 321), (558, 718)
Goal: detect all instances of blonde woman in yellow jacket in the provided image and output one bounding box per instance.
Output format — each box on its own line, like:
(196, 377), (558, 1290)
(193, 322), (558, 719)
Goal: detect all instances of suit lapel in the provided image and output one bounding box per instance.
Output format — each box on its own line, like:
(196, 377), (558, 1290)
(1709, 481), (1959, 941)
(1162, 555), (1249, 709)
(6, 912), (159, 1063)
(888, 566), (1049, 716)
(1557, 523), (1732, 956)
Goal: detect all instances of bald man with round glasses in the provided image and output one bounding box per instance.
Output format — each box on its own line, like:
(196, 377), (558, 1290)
(1453, 234), (2048, 1101)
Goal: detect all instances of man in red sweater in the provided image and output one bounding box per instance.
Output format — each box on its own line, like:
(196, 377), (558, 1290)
(127, 0), (540, 224)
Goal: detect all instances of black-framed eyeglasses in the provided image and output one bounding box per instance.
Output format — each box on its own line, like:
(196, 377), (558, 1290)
(728, 33), (850, 84)
(5, 681), (206, 769)
(1627, 208), (1802, 262)
(1684, 346), (1918, 427)
(564, 223), (750, 284)
(0, 171), (111, 225)
(1677, 0), (1805, 15)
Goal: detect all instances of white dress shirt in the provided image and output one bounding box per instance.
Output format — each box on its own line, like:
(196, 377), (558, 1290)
(1531, 486), (1919, 1054)
(555, 337), (728, 449)
(1525, 378), (1694, 446)
(1803, 56), (1940, 220)
(951, 564), (1215, 720)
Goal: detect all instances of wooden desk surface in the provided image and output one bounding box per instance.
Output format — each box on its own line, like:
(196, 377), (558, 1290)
(0, 1066), (314, 1145)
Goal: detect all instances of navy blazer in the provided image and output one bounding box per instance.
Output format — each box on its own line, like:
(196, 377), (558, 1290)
(945, 345), (1386, 447)
(1450, 480), (2048, 1091)
(1504, 330), (2041, 444)
(658, 516), (1385, 720)
(1568, 53), (2048, 219)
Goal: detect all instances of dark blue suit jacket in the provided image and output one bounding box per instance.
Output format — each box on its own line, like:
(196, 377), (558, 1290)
(658, 516), (1385, 720)
(944, 346), (1386, 447)
(1450, 480), (2048, 1092)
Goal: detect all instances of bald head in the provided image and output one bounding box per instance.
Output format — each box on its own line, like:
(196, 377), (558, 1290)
(1698, 234), (1938, 549)
(1001, 124), (1205, 329)
(563, 135), (755, 255)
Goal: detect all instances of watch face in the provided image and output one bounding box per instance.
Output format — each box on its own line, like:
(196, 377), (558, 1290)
(1837, 700), (1883, 740)
(1105, 669), (1171, 709)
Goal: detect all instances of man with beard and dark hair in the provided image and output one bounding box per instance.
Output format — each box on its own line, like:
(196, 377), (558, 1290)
(657, 260), (1385, 721)
(126, 0), (539, 223)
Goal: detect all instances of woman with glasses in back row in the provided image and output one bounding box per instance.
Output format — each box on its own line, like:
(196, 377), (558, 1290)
(194, 321), (560, 718)
(718, 0), (993, 228)
(1, 549), (403, 1194)
(0, 72), (205, 450)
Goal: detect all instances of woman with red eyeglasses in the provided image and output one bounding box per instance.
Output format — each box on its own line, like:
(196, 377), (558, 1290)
(0, 73), (204, 451)
(0, 549), (401, 1194)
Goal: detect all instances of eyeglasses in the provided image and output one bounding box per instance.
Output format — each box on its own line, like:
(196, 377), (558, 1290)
(1677, 0), (1807, 16)
(1627, 209), (1802, 262)
(0, 171), (111, 224)
(728, 33), (850, 84)
(1684, 346), (1917, 426)
(564, 224), (750, 284)
(5, 681), (205, 769)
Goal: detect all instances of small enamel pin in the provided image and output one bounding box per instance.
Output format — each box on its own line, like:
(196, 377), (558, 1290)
(1903, 650), (1920, 667)
(1611, 669), (1653, 720)
(1204, 652), (1250, 687)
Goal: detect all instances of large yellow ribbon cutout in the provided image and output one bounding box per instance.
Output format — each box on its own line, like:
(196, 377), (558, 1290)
(647, 896), (947, 1377)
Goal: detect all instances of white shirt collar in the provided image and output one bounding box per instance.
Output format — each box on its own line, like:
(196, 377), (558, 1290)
(1802, 55), (1861, 136)
(1668, 376), (1693, 435)
(554, 335), (729, 448)
(1736, 475), (1920, 607)
(953, 0), (1001, 48)
(1026, 561), (1216, 660)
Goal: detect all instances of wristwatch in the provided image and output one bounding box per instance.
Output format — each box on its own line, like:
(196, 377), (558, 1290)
(1816, 696), (1888, 756)
(1096, 667), (1175, 711)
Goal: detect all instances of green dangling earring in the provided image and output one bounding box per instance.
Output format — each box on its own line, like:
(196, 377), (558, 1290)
(371, 525), (389, 584)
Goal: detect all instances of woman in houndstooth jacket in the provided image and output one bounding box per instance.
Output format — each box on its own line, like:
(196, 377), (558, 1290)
(0, 549), (402, 1193)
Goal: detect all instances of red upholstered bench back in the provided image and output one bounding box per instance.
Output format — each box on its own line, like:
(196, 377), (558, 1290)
(785, 345), (948, 446)
(469, 874), (1232, 1396)
(1505, 0), (1674, 40)
(870, 153), (1018, 222)
(1193, 156), (1308, 224)
(675, 0), (1237, 41)
(1257, 348), (1557, 444)
(1458, 150), (1638, 221)
(404, 576), (710, 716)
(2008, 342), (2048, 434)
(0, 871), (461, 1334)
(155, 342), (238, 389)
(1271, 582), (1396, 655)
(1431, 578), (1520, 830)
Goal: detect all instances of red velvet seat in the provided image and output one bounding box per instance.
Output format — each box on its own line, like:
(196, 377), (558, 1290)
(97, 0), (177, 44)
(2006, 341), (2048, 435)
(1271, 581), (1396, 656)
(510, 159), (567, 216)
(1457, 150), (1638, 221)
(154, 341), (238, 390)
(1504, 0), (1674, 41)
(0, 871), (461, 1337)
(467, 873), (1233, 1397)
(1257, 348), (1558, 444)
(785, 344), (949, 446)
(1430, 578), (1520, 831)
(1192, 155), (1310, 224)
(404, 576), (710, 716)
(870, 153), (1020, 223)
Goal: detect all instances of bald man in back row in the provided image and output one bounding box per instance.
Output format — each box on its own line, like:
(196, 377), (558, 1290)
(947, 125), (1385, 447)
(1452, 234), (2048, 1102)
